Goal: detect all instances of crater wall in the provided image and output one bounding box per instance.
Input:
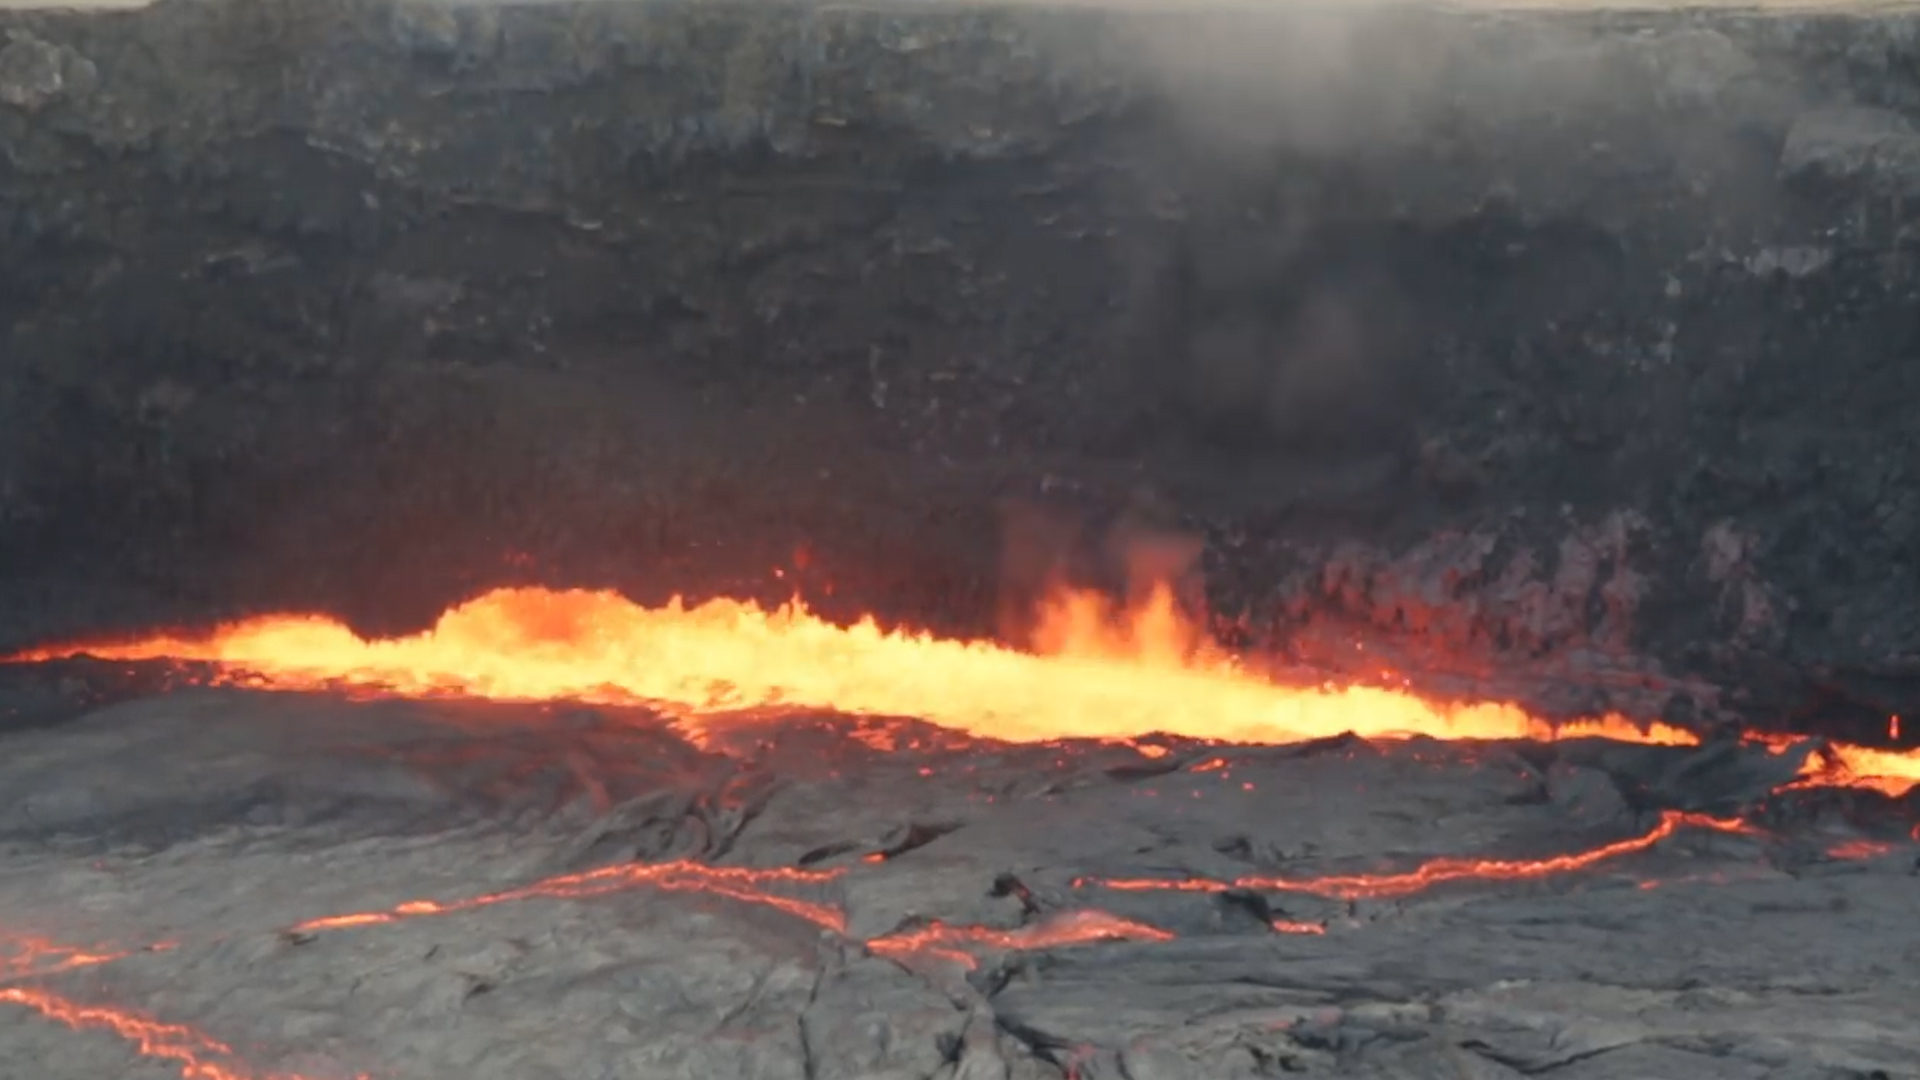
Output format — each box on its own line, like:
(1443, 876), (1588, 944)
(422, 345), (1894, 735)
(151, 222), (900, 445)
(4, 0), (1919, 734)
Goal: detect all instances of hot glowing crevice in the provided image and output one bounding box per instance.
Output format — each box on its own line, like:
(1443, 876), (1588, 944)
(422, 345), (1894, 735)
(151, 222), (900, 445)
(1, 811), (1888, 1078)
(0, 936), (130, 981)
(9, 585), (1699, 748)
(866, 910), (1178, 969)
(287, 857), (1173, 968)
(1083, 811), (1758, 900)
(0, 986), (351, 1080)
(291, 860), (849, 935)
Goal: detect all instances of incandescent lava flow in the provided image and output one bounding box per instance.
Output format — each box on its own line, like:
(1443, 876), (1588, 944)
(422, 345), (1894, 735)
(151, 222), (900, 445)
(9, 583), (1694, 747)
(10, 581), (1920, 797)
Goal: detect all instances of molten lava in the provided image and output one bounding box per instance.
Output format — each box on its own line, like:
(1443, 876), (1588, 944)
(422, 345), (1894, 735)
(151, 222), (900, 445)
(1785, 742), (1920, 799)
(12, 584), (1696, 748)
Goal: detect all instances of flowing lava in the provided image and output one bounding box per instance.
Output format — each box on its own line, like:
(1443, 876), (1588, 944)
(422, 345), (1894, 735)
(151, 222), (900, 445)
(21, 582), (1918, 795)
(10, 584), (1700, 748)
(1784, 742), (1920, 799)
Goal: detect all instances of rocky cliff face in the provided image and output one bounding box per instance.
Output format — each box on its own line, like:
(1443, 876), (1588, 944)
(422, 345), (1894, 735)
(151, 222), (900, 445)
(3, 0), (1919, 735)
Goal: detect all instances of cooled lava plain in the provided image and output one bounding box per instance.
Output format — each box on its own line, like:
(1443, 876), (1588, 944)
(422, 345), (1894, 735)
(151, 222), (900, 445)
(1, 585), (1916, 1080)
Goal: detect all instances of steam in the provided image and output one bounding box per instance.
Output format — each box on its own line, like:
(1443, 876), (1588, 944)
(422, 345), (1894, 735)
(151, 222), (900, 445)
(1096, 4), (1795, 460)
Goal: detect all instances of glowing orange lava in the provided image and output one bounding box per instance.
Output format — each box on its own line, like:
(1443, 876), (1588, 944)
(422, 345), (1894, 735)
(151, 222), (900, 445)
(1784, 742), (1920, 799)
(1269, 919), (1328, 935)
(0, 935), (129, 981)
(1825, 838), (1894, 860)
(866, 910), (1177, 969)
(286, 854), (1182, 970)
(291, 860), (848, 936)
(0, 986), (348, 1080)
(1083, 810), (1756, 900)
(11, 584), (1697, 748)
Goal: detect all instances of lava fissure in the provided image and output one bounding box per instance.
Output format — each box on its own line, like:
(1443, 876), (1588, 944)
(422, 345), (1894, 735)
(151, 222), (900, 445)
(0, 936), (132, 982)
(288, 859), (851, 936)
(0, 985), (353, 1080)
(4, 810), (1900, 1078)
(1082, 811), (1760, 901)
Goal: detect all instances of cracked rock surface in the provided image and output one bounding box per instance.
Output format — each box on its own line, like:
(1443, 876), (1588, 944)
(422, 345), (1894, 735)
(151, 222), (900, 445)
(1, 691), (1915, 1079)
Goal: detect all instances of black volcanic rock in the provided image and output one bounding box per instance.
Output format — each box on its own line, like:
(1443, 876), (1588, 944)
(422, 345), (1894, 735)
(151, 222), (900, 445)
(2, 0), (1920, 731)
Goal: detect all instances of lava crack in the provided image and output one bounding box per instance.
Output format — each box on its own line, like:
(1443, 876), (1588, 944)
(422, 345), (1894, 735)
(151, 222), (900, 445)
(0, 984), (355, 1080)
(1080, 811), (1759, 900)
(290, 860), (850, 936)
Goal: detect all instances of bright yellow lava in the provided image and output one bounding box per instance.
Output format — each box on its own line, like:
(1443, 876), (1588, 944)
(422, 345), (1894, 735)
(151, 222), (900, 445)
(12, 584), (1698, 748)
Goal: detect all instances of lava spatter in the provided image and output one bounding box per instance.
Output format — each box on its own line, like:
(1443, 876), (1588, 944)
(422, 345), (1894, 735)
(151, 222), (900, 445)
(1082, 811), (1759, 901)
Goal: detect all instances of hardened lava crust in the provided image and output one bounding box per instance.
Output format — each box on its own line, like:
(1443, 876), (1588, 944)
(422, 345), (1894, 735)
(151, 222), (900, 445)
(0, 690), (1914, 1080)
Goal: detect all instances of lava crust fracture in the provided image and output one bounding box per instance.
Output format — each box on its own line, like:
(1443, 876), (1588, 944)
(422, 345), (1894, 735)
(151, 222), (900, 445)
(1, 680), (1916, 1079)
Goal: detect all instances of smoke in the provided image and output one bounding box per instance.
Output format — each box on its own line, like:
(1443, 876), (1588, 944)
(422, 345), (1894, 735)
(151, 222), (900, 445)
(1096, 3), (1792, 463)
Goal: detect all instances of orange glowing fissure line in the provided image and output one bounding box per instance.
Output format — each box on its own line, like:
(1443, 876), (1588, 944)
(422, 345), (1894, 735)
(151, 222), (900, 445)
(289, 860), (851, 936)
(288, 859), (1175, 970)
(283, 812), (1760, 948)
(1082, 810), (1759, 900)
(0, 936), (134, 981)
(0, 985), (361, 1080)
